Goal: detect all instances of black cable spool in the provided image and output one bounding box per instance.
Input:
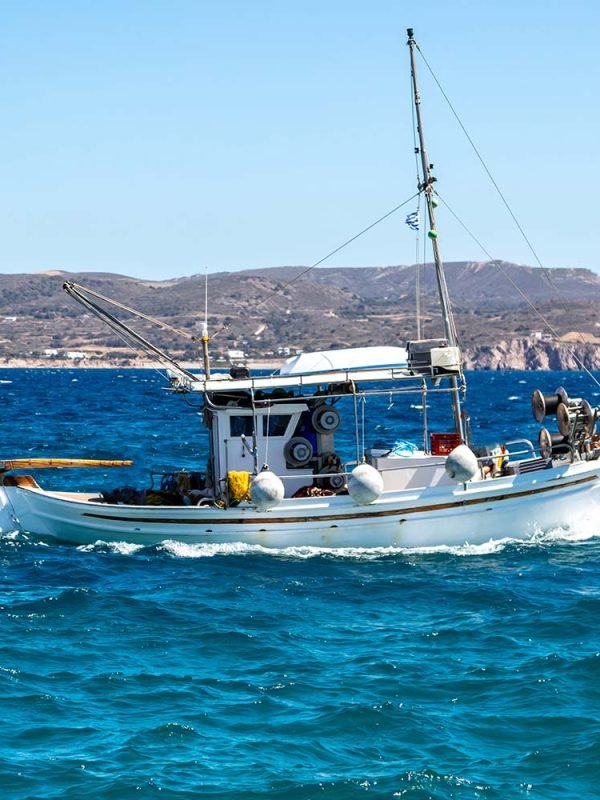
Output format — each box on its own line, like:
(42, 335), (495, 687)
(582, 400), (598, 436)
(556, 403), (575, 437)
(556, 399), (598, 438)
(312, 405), (341, 434)
(284, 437), (313, 467)
(538, 428), (571, 458)
(531, 387), (569, 423)
(556, 401), (591, 437)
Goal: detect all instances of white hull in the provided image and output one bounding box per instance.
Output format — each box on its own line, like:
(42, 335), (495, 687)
(4, 460), (600, 548)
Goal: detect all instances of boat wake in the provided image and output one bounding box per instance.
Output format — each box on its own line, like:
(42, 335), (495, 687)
(66, 524), (600, 560)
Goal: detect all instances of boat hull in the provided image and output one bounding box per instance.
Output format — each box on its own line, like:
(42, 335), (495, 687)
(4, 461), (600, 548)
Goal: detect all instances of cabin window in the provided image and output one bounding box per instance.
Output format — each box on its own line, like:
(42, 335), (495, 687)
(230, 416), (254, 437)
(262, 415), (291, 437)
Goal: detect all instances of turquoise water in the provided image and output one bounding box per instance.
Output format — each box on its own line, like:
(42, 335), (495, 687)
(0, 369), (599, 799)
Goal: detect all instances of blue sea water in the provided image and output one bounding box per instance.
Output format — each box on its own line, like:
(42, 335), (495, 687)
(0, 368), (599, 799)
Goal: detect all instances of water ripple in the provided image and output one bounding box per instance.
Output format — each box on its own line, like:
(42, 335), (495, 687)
(1, 369), (600, 797)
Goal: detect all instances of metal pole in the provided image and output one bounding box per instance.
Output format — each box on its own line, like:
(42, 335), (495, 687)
(202, 268), (211, 378)
(407, 28), (464, 439)
(201, 323), (211, 379)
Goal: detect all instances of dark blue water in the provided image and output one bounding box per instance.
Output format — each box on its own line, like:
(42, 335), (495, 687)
(1, 369), (599, 799)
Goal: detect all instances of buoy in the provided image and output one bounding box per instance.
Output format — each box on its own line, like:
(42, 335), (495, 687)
(347, 463), (384, 505)
(251, 467), (284, 511)
(445, 444), (479, 483)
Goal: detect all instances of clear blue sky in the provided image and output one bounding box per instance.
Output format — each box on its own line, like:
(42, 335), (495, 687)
(0, 0), (597, 279)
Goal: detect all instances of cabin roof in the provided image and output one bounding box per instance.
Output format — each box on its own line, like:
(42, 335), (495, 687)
(186, 364), (411, 394)
(177, 345), (410, 393)
(279, 346), (408, 376)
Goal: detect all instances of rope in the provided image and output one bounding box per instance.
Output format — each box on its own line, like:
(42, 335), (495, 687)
(264, 403), (271, 468)
(360, 394), (366, 462)
(350, 381), (361, 464)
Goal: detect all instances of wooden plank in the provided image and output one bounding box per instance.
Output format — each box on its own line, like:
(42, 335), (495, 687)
(0, 458), (132, 471)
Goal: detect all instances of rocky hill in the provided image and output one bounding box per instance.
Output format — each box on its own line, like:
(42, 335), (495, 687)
(0, 261), (599, 369)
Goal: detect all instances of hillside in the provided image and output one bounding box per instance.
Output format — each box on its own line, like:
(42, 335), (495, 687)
(0, 261), (599, 369)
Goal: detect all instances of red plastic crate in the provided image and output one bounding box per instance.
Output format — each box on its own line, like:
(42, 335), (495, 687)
(430, 432), (461, 456)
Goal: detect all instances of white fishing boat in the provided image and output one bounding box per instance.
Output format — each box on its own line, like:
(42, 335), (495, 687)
(2, 29), (600, 548)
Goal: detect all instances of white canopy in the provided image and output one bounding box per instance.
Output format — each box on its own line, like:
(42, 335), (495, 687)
(278, 346), (408, 376)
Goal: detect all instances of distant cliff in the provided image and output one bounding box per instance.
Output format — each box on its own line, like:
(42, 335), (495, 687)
(464, 338), (600, 371)
(0, 262), (598, 369)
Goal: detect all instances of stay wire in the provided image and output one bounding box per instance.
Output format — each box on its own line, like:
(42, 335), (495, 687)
(64, 281), (195, 341)
(436, 192), (600, 387)
(63, 191), (417, 369)
(416, 43), (597, 360)
(415, 44), (547, 273)
(65, 284), (197, 380)
(211, 193), (420, 338)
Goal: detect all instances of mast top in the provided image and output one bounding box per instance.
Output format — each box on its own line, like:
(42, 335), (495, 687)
(404, 24), (465, 439)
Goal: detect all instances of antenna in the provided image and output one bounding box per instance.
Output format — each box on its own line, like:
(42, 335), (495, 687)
(201, 266), (211, 378)
(204, 265), (209, 330)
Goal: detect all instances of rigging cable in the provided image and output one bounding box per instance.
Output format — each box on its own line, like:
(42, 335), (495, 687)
(436, 193), (600, 387)
(415, 43), (547, 273)
(63, 282), (197, 381)
(211, 192), (420, 338)
(64, 281), (197, 342)
(415, 43), (599, 385)
(63, 193), (418, 372)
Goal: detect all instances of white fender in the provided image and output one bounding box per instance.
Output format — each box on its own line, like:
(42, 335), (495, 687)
(445, 444), (479, 483)
(251, 469), (285, 511)
(347, 463), (383, 505)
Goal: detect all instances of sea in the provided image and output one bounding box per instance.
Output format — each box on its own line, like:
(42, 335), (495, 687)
(0, 367), (599, 800)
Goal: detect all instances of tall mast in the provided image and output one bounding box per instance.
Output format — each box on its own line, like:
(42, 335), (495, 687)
(407, 27), (464, 439)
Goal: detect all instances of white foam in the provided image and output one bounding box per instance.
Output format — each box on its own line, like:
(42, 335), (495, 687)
(68, 525), (600, 560)
(0, 530), (49, 548)
(155, 538), (538, 560)
(159, 540), (276, 558)
(400, 537), (518, 557)
(529, 524), (600, 545)
(78, 540), (146, 555)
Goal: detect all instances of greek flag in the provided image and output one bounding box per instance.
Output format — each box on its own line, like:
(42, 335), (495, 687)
(405, 210), (420, 231)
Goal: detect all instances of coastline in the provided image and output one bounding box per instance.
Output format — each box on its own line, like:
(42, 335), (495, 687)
(2, 339), (600, 372)
(0, 358), (284, 371)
